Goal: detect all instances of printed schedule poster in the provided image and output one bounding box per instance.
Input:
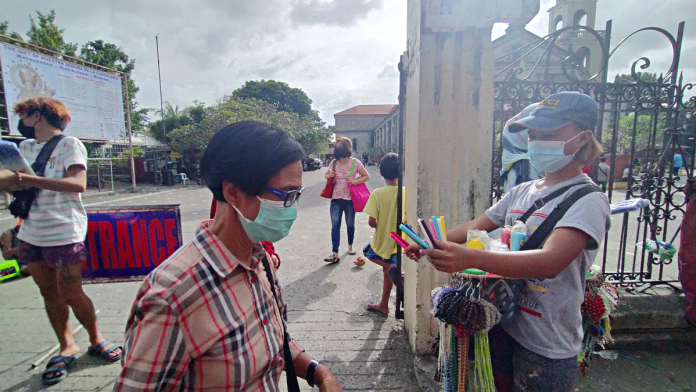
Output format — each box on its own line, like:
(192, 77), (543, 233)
(0, 43), (126, 140)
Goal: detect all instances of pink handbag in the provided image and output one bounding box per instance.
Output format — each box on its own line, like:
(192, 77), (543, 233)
(348, 159), (370, 212)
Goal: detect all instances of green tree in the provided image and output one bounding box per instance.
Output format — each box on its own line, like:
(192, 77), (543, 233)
(149, 102), (196, 144)
(233, 80), (322, 123)
(613, 72), (659, 84)
(0, 21), (23, 41)
(603, 113), (667, 154)
(231, 80), (331, 153)
(26, 10), (77, 56)
(164, 96), (332, 157)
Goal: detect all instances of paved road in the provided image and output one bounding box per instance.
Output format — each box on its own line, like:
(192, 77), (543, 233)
(1, 165), (693, 391)
(0, 165), (419, 392)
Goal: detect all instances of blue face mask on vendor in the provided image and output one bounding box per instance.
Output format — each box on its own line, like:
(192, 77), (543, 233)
(527, 132), (586, 173)
(233, 197), (297, 243)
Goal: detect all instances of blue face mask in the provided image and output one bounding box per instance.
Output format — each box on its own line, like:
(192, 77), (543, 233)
(527, 133), (584, 173)
(234, 197), (297, 243)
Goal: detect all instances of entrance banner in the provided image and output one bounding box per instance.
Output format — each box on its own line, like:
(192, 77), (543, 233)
(83, 205), (183, 280)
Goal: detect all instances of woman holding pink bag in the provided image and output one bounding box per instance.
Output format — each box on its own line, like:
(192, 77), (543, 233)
(323, 137), (370, 263)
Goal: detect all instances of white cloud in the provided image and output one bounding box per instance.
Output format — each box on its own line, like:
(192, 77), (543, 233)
(1, 0), (694, 125)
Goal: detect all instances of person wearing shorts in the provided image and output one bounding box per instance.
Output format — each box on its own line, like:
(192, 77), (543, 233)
(362, 153), (403, 317)
(1, 97), (121, 386)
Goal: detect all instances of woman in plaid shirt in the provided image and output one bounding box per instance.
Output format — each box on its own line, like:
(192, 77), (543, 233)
(115, 121), (343, 392)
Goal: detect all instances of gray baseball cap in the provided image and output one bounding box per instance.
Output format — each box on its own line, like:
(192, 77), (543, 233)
(508, 92), (598, 133)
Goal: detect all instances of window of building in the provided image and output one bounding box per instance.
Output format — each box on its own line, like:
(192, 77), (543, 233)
(576, 46), (591, 69)
(574, 10), (588, 26)
(554, 16), (563, 32)
(352, 138), (358, 154)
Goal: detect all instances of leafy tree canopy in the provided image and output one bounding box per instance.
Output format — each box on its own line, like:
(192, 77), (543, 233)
(232, 80), (322, 124)
(27, 10), (78, 56)
(0, 21), (22, 40)
(613, 72), (659, 84)
(162, 96), (332, 157)
(602, 113), (666, 155)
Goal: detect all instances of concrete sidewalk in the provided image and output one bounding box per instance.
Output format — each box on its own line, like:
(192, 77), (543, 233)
(1, 168), (694, 391)
(0, 277), (418, 392)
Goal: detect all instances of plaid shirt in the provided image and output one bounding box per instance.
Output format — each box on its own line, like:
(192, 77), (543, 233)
(114, 221), (303, 392)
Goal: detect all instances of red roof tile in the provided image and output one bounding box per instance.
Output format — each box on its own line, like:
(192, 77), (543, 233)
(334, 105), (397, 116)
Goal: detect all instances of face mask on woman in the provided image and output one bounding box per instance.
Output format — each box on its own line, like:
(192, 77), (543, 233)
(233, 197), (297, 243)
(334, 145), (351, 159)
(527, 132), (586, 173)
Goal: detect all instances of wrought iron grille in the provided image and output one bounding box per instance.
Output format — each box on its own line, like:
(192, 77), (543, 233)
(492, 21), (695, 289)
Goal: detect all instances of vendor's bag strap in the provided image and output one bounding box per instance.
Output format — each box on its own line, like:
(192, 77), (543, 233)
(520, 184), (602, 250)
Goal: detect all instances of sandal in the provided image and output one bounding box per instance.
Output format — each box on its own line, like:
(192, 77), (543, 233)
(87, 340), (122, 362)
(42, 355), (75, 385)
(323, 254), (340, 263)
(366, 303), (388, 317)
(348, 245), (356, 255)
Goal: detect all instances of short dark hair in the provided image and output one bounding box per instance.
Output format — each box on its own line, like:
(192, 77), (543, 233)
(599, 157), (606, 162)
(379, 153), (399, 180)
(201, 121), (305, 201)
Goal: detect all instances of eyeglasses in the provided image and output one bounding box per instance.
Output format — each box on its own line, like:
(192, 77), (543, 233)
(266, 186), (305, 207)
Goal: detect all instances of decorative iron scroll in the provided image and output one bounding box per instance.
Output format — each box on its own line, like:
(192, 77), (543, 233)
(492, 21), (694, 289)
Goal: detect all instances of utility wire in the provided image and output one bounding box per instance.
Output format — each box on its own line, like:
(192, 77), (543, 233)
(131, 72), (216, 96)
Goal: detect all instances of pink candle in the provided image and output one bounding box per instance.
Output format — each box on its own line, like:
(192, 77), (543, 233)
(501, 227), (511, 248)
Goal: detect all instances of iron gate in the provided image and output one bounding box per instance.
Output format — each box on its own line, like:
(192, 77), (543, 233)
(492, 21), (695, 289)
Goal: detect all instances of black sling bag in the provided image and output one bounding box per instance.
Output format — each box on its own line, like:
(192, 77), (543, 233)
(10, 135), (65, 219)
(261, 257), (301, 392)
(517, 184), (603, 250)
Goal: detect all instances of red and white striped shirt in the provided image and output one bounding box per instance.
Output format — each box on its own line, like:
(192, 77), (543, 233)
(114, 220), (303, 392)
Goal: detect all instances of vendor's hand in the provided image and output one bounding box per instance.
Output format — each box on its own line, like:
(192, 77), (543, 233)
(271, 254), (280, 269)
(404, 243), (422, 261)
(420, 240), (477, 273)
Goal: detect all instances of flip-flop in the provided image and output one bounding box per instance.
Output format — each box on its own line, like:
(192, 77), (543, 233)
(87, 341), (122, 362)
(366, 303), (388, 317)
(42, 355), (75, 385)
(324, 255), (340, 263)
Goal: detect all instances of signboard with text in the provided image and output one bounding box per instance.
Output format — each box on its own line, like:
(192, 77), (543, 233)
(0, 42), (126, 140)
(83, 205), (183, 280)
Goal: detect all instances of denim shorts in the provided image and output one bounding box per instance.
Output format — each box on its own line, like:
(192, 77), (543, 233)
(362, 242), (397, 265)
(18, 241), (87, 269)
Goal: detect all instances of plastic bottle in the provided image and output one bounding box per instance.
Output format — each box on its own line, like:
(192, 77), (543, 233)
(510, 232), (526, 251)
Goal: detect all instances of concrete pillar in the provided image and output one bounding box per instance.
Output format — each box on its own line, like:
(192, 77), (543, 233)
(402, 0), (540, 355)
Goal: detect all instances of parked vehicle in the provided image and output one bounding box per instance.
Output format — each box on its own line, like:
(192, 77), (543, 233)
(302, 157), (322, 171)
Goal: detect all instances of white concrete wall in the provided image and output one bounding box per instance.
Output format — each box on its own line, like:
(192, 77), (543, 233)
(403, 0), (533, 356)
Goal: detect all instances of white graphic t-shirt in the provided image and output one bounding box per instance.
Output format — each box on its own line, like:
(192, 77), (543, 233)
(485, 174), (610, 359)
(17, 136), (88, 247)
